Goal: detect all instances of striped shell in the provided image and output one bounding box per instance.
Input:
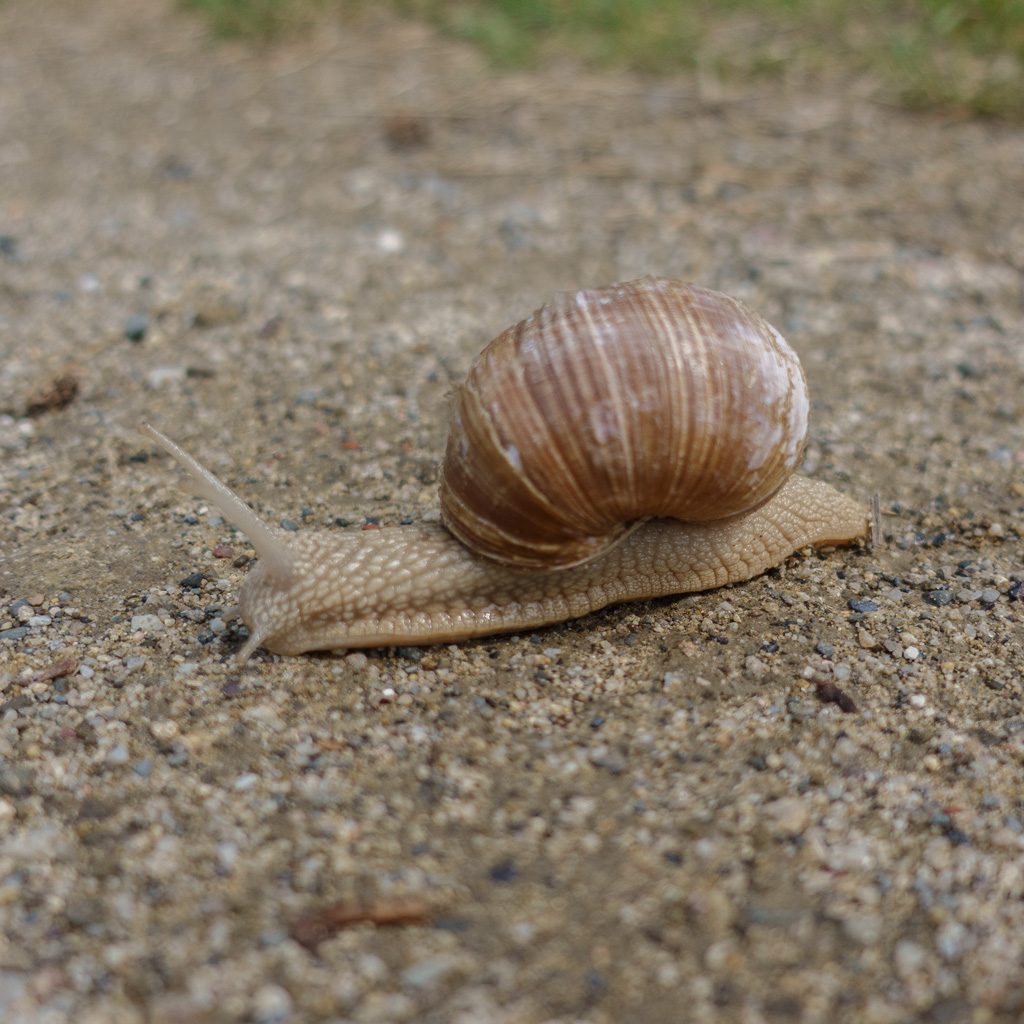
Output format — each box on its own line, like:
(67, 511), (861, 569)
(439, 276), (810, 570)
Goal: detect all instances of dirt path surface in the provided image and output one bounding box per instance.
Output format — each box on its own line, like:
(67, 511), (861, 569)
(2, 2), (1024, 1021)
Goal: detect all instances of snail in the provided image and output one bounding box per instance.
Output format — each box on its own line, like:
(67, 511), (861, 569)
(141, 276), (868, 660)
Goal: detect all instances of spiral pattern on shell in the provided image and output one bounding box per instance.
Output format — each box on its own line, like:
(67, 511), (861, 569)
(439, 276), (810, 570)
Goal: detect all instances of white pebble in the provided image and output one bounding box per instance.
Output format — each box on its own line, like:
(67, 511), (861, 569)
(251, 982), (293, 1023)
(903, 646), (919, 660)
(376, 228), (404, 253)
(149, 719), (179, 742)
(131, 614), (165, 634)
(893, 938), (928, 979)
(217, 842), (239, 872)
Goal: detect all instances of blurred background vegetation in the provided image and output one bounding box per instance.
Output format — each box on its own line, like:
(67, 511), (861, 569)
(180, 0), (1024, 118)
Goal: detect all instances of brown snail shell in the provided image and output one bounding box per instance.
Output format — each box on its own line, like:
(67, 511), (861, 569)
(439, 276), (810, 570)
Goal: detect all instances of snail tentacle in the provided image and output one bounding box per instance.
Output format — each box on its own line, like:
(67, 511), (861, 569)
(140, 423), (297, 587)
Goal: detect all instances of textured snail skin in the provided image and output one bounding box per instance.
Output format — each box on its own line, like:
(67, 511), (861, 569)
(140, 418), (867, 660)
(235, 475), (866, 657)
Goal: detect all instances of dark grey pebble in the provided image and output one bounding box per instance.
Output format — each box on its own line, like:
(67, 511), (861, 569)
(124, 312), (149, 342)
(848, 599), (878, 613)
(0, 694), (33, 715)
(7, 599), (32, 616)
(1009, 581), (1023, 602)
(815, 641), (835, 658)
(925, 590), (953, 607)
(395, 646), (423, 662)
(489, 859), (517, 882)
(280, 519), (299, 532)
(0, 627), (30, 642)
(179, 572), (204, 588)
(0, 235), (18, 259)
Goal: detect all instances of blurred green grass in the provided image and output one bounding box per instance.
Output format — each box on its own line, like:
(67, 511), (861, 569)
(180, 0), (1024, 117)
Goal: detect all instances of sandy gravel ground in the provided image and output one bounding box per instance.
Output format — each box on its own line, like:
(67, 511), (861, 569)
(1, 2), (1024, 1022)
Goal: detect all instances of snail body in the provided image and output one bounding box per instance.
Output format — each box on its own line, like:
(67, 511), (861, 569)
(142, 277), (868, 660)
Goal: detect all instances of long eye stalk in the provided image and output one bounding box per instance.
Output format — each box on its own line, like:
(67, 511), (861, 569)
(139, 423), (296, 585)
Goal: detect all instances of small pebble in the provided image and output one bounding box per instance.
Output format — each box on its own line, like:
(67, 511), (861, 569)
(124, 312), (148, 342)
(764, 797), (810, 836)
(848, 599), (878, 613)
(251, 983), (293, 1024)
(786, 698), (817, 723)
(106, 744), (130, 765)
(588, 746), (628, 774)
(130, 614), (165, 634)
(150, 719), (180, 742)
(893, 939), (929, 979)
(489, 858), (517, 882)
(377, 228), (404, 253)
(815, 641), (835, 658)
(401, 955), (458, 988)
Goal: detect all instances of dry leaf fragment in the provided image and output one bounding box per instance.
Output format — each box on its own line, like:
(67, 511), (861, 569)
(292, 898), (430, 951)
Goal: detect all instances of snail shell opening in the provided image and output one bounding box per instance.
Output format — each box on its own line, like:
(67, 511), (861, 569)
(439, 276), (810, 571)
